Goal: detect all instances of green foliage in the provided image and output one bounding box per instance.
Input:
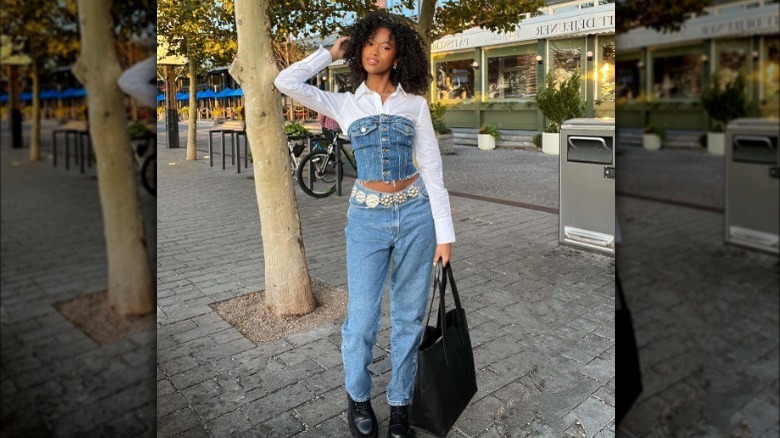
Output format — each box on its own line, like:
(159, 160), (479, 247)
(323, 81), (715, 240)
(128, 121), (154, 138)
(644, 124), (667, 141)
(479, 123), (502, 141)
(157, 0), (238, 69)
(284, 121), (312, 137)
(532, 133), (542, 149)
(427, 0), (546, 41)
(701, 74), (750, 132)
(536, 70), (584, 134)
(0, 0), (80, 70)
(429, 102), (451, 135)
(617, 0), (711, 34)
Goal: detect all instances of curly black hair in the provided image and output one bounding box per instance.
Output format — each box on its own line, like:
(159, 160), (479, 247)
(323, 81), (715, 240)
(343, 11), (431, 96)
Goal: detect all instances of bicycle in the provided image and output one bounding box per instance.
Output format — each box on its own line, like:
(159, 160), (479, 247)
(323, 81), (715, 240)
(287, 135), (308, 177)
(130, 131), (156, 196)
(297, 133), (357, 198)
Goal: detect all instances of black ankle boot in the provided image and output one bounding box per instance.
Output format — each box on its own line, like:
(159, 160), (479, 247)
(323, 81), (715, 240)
(387, 405), (414, 438)
(347, 393), (378, 438)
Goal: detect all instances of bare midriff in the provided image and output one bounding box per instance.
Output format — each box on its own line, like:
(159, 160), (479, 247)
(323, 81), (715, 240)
(360, 173), (419, 193)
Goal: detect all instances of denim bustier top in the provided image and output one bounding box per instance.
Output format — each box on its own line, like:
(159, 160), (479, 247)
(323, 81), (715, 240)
(347, 114), (417, 182)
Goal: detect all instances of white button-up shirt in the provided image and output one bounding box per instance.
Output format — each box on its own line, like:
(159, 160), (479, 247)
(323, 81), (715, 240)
(274, 46), (455, 244)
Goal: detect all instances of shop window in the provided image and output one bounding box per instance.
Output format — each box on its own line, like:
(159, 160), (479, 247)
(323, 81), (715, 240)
(616, 60), (640, 99)
(552, 48), (582, 85)
(762, 40), (780, 99)
(435, 59), (475, 101)
(598, 42), (616, 101)
(333, 72), (353, 93)
(652, 53), (702, 98)
(486, 52), (537, 99)
(715, 49), (747, 86)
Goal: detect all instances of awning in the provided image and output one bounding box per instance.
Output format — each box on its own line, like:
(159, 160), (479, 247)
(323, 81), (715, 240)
(431, 3), (615, 53)
(617, 4), (779, 50)
(40, 89), (59, 100)
(196, 89), (218, 99)
(215, 88), (234, 98)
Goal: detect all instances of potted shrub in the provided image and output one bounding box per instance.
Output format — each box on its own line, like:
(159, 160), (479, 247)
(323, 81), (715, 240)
(701, 73), (750, 155)
(478, 123), (501, 150)
(536, 70), (585, 155)
(643, 125), (666, 151)
(429, 102), (455, 155)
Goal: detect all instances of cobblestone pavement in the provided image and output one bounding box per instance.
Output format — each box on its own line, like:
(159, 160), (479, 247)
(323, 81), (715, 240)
(616, 147), (779, 437)
(156, 124), (616, 437)
(1, 120), (156, 436)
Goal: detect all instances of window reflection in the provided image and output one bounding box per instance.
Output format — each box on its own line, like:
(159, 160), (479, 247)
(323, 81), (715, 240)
(435, 60), (475, 101)
(486, 52), (537, 99)
(763, 40), (779, 99)
(333, 72), (353, 93)
(652, 54), (702, 98)
(716, 49), (747, 86)
(552, 48), (582, 85)
(616, 60), (640, 99)
(598, 43), (616, 101)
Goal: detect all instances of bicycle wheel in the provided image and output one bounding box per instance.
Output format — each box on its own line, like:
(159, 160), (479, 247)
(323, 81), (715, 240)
(297, 151), (342, 198)
(141, 153), (156, 196)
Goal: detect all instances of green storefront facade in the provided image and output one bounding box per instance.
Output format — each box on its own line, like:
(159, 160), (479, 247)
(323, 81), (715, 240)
(615, 0), (780, 132)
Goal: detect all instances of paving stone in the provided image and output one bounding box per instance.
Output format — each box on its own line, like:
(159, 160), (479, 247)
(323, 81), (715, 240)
(294, 387), (346, 427)
(158, 407), (203, 437)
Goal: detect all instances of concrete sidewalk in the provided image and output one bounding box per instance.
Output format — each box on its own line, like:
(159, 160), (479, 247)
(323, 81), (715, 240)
(156, 128), (616, 437)
(616, 147), (779, 437)
(1, 120), (156, 437)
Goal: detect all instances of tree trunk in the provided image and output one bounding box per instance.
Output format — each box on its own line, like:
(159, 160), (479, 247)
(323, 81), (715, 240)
(73, 0), (154, 316)
(29, 63), (41, 161)
(419, 0), (436, 61)
(230, 0), (315, 315)
(186, 37), (197, 160)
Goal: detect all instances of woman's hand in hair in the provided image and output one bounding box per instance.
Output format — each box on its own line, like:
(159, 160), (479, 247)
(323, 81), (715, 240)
(329, 37), (351, 62)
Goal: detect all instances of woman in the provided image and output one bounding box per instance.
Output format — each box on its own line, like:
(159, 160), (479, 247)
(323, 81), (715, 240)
(275, 12), (454, 438)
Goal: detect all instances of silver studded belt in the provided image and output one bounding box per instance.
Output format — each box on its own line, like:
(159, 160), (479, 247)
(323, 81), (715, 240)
(350, 182), (422, 208)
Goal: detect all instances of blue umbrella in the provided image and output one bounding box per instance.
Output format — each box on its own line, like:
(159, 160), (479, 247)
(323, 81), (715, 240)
(215, 87), (234, 98)
(176, 91), (189, 101)
(0, 94), (7, 103)
(20, 92), (33, 101)
(70, 88), (87, 98)
(40, 89), (59, 100)
(59, 88), (76, 99)
(197, 89), (218, 99)
(229, 88), (244, 97)
(157, 93), (165, 102)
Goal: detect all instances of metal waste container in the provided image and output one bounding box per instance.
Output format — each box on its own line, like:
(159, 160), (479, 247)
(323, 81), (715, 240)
(559, 118), (615, 254)
(725, 118), (779, 254)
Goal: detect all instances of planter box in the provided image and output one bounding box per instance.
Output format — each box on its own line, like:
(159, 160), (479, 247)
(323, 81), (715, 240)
(542, 132), (559, 155)
(643, 134), (662, 151)
(437, 133), (455, 155)
(707, 132), (725, 155)
(477, 134), (496, 150)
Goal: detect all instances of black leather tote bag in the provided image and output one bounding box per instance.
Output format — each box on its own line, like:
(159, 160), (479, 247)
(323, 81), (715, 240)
(616, 271), (643, 425)
(409, 263), (478, 437)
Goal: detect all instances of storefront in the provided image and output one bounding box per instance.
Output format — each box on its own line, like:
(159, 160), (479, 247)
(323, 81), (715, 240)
(615, 1), (779, 132)
(327, 0), (615, 138)
(428, 2), (614, 133)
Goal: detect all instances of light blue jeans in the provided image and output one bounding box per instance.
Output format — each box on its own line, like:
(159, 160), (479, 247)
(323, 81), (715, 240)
(342, 177), (436, 406)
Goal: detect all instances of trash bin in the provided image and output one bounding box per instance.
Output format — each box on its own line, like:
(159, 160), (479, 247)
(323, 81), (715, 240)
(559, 118), (615, 254)
(724, 118), (779, 254)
